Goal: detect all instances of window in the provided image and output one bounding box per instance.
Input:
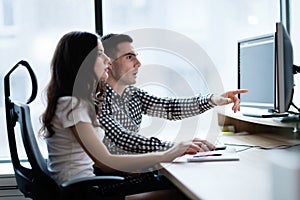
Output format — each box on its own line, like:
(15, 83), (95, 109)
(0, 0), (95, 174)
(101, 0), (280, 141)
(290, 0), (300, 108)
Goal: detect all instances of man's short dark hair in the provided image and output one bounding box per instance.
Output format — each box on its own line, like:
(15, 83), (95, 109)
(101, 33), (133, 59)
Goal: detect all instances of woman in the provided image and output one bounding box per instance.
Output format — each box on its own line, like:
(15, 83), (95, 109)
(40, 31), (200, 199)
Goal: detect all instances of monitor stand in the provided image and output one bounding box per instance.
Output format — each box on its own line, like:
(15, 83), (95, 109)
(242, 109), (289, 118)
(279, 115), (300, 123)
(274, 114), (300, 134)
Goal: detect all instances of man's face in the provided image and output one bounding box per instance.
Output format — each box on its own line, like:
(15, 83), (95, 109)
(108, 42), (141, 86)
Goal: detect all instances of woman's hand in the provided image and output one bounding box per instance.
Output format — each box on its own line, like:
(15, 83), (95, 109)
(163, 137), (219, 162)
(192, 138), (216, 151)
(163, 141), (201, 162)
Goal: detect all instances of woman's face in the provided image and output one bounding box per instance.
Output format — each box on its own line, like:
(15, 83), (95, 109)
(94, 40), (110, 80)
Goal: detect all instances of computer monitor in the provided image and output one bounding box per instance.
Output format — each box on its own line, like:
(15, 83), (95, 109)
(238, 34), (276, 114)
(275, 22), (294, 114)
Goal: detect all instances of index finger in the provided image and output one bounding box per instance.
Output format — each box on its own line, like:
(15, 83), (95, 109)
(231, 89), (248, 95)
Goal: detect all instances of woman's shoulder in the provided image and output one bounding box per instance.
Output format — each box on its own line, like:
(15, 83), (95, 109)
(55, 96), (93, 126)
(57, 96), (80, 104)
(56, 96), (92, 118)
(57, 96), (90, 110)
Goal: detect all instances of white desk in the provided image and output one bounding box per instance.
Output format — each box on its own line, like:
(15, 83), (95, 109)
(160, 133), (300, 200)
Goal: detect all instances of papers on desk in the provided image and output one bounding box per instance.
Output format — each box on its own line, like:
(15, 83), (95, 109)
(187, 147), (239, 162)
(173, 147), (239, 163)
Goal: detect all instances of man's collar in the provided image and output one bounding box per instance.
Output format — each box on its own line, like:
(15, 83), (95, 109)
(106, 84), (118, 98)
(106, 84), (132, 102)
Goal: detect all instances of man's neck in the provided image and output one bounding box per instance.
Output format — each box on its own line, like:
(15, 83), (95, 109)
(107, 79), (126, 95)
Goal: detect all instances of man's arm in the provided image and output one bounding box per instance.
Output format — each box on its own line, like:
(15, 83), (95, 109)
(98, 110), (174, 153)
(135, 87), (214, 120)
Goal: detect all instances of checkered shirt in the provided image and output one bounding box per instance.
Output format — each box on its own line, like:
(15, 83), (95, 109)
(98, 84), (214, 154)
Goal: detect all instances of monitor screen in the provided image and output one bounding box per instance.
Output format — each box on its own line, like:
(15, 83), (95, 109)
(238, 34), (275, 110)
(275, 22), (294, 113)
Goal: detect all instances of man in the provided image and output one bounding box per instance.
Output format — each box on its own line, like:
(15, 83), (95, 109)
(94, 33), (247, 199)
(99, 33), (248, 154)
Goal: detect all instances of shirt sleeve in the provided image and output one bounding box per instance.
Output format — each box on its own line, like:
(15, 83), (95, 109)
(98, 109), (174, 153)
(134, 87), (214, 120)
(56, 97), (92, 128)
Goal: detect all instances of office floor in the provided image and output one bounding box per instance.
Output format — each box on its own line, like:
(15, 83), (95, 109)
(0, 190), (26, 200)
(0, 175), (26, 200)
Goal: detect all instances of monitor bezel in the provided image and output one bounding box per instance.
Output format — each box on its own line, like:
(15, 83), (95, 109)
(275, 22), (294, 113)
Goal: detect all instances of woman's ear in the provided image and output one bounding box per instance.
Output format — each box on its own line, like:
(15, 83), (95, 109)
(108, 62), (113, 70)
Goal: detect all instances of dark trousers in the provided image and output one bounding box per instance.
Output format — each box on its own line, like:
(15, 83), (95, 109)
(93, 167), (176, 198)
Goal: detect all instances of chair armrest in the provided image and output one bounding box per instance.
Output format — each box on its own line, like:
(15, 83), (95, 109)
(60, 176), (124, 189)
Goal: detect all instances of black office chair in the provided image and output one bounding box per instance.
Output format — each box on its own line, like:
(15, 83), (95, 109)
(4, 60), (125, 200)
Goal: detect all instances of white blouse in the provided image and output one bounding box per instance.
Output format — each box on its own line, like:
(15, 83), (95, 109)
(46, 96), (104, 185)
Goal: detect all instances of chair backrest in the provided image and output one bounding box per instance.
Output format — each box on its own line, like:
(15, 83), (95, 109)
(4, 61), (60, 199)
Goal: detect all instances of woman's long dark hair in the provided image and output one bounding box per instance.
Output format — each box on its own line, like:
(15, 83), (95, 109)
(40, 31), (104, 137)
